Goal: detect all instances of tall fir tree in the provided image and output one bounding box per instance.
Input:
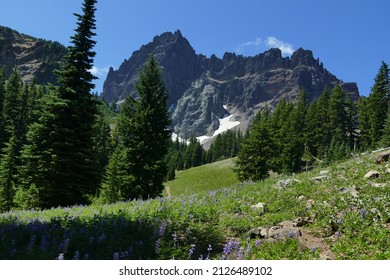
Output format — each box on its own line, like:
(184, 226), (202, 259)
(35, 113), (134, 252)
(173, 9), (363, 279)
(0, 129), (17, 212)
(357, 96), (372, 150)
(380, 110), (390, 147)
(279, 89), (308, 173)
(0, 67), (6, 152)
(367, 61), (390, 146)
(101, 55), (171, 201)
(236, 107), (276, 181)
(19, 0), (99, 208)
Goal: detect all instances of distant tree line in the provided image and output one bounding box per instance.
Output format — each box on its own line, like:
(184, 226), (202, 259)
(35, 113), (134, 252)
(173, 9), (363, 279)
(236, 61), (390, 181)
(165, 129), (244, 180)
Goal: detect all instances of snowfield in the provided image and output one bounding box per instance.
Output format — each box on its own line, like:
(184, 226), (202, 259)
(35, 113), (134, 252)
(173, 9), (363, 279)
(197, 113), (240, 144)
(172, 106), (240, 145)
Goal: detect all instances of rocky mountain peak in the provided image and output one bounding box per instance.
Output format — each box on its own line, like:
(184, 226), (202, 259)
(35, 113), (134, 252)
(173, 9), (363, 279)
(103, 30), (204, 105)
(291, 48), (319, 67)
(101, 31), (360, 139)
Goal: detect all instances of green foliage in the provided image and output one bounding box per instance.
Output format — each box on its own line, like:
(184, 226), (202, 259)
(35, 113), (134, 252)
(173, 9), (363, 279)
(1, 152), (389, 260)
(101, 55), (171, 201)
(366, 62), (390, 146)
(19, 0), (99, 208)
(0, 131), (17, 212)
(380, 111), (390, 147)
(236, 107), (276, 181)
(164, 158), (239, 196)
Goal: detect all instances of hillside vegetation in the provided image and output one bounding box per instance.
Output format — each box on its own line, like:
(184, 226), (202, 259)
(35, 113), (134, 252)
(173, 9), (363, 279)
(164, 158), (239, 197)
(0, 151), (389, 260)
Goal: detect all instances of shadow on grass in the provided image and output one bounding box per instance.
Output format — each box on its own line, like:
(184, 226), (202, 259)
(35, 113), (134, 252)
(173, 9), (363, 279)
(0, 212), (224, 260)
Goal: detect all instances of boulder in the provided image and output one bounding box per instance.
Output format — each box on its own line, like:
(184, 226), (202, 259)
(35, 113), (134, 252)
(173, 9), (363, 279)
(275, 179), (302, 189)
(310, 175), (330, 182)
(339, 187), (359, 198)
(375, 152), (390, 164)
(251, 202), (267, 214)
(363, 171), (379, 179)
(319, 170), (330, 176)
(306, 199), (315, 209)
(268, 226), (302, 239)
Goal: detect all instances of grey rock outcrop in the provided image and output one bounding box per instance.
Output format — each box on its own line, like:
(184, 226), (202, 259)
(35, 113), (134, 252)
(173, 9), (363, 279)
(102, 30), (360, 138)
(0, 26), (66, 85)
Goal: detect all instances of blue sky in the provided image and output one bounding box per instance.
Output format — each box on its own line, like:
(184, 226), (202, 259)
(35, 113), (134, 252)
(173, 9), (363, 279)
(1, 0), (389, 96)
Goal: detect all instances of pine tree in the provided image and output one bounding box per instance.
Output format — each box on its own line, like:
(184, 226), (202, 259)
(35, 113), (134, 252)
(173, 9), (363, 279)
(102, 55), (171, 201)
(357, 96), (372, 150)
(19, 0), (99, 208)
(380, 111), (390, 147)
(235, 108), (276, 181)
(0, 129), (17, 212)
(367, 62), (390, 146)
(99, 145), (129, 203)
(279, 89), (308, 173)
(0, 67), (5, 148)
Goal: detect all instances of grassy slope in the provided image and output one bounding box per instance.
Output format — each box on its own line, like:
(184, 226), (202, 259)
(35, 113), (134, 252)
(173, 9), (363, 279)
(164, 158), (239, 196)
(0, 152), (389, 260)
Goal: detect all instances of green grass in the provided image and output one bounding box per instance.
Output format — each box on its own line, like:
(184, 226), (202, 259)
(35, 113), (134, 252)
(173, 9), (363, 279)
(164, 158), (239, 196)
(1, 152), (389, 260)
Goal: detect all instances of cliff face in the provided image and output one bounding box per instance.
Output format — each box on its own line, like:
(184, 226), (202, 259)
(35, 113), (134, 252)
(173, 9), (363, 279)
(102, 31), (359, 138)
(0, 26), (66, 85)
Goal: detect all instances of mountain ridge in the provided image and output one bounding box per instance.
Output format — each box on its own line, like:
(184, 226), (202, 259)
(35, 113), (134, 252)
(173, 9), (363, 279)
(0, 26), (66, 85)
(102, 30), (359, 138)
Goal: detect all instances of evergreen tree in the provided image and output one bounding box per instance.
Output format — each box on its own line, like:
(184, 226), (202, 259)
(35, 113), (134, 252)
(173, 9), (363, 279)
(235, 108), (276, 181)
(19, 0), (99, 208)
(2, 69), (22, 141)
(367, 61), (390, 146)
(380, 111), (390, 147)
(0, 67), (5, 151)
(357, 96), (372, 150)
(0, 129), (17, 212)
(99, 145), (129, 204)
(279, 89), (308, 172)
(328, 86), (355, 160)
(102, 55), (171, 201)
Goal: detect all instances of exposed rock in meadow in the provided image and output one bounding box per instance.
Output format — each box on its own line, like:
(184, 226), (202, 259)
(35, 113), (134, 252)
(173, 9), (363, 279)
(251, 202), (267, 214)
(274, 178), (302, 189)
(363, 170), (380, 179)
(310, 175), (330, 182)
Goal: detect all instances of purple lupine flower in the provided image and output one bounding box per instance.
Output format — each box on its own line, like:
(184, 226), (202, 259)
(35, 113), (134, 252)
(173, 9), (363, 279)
(223, 238), (240, 256)
(358, 209), (366, 219)
(159, 221), (166, 237)
(246, 244), (252, 256)
(40, 234), (47, 251)
(337, 219), (343, 224)
(310, 246), (316, 253)
(188, 244), (196, 258)
(172, 232), (177, 247)
(155, 239), (161, 254)
(335, 231), (341, 237)
(255, 239), (263, 247)
(237, 247), (244, 260)
(58, 253), (64, 260)
(113, 252), (120, 260)
(27, 235), (36, 252)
